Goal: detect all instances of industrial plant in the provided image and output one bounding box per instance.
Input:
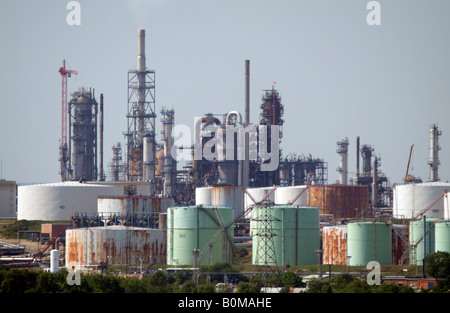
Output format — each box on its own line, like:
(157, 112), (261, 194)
(1, 29), (449, 291)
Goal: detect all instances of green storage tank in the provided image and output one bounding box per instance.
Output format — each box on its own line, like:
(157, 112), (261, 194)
(251, 205), (320, 266)
(347, 222), (392, 266)
(409, 218), (437, 266)
(166, 206), (234, 266)
(435, 221), (450, 253)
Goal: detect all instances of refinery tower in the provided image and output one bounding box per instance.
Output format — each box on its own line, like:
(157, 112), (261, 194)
(123, 29), (157, 193)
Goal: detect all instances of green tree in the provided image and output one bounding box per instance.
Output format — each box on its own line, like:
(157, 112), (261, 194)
(0, 269), (38, 293)
(426, 251), (450, 278)
(237, 281), (261, 293)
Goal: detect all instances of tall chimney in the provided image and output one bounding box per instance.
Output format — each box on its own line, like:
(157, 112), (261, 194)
(138, 29), (146, 72)
(245, 60), (250, 125)
(99, 93), (104, 181)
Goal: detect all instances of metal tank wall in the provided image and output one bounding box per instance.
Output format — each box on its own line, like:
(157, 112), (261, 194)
(17, 181), (154, 221)
(409, 218), (437, 265)
(0, 180), (16, 218)
(244, 187), (276, 218)
(166, 206), (234, 266)
(434, 221), (450, 254)
(322, 225), (348, 265)
(307, 185), (369, 219)
(97, 196), (174, 218)
(393, 182), (450, 219)
(65, 226), (166, 268)
(18, 182), (115, 221)
(274, 185), (308, 206)
(444, 193), (450, 220)
(195, 186), (245, 220)
(251, 205), (320, 266)
(347, 222), (392, 266)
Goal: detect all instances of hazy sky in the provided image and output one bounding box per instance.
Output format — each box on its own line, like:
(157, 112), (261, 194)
(1, 0), (450, 185)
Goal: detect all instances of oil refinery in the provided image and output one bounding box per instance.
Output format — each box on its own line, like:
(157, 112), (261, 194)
(1, 29), (450, 287)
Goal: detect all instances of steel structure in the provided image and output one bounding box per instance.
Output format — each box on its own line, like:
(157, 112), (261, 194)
(58, 60), (78, 181)
(428, 124), (441, 182)
(69, 88), (98, 181)
(124, 29), (156, 192)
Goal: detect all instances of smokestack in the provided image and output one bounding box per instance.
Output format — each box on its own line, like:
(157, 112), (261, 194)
(356, 136), (360, 179)
(245, 60), (250, 125)
(99, 94), (104, 181)
(337, 137), (349, 185)
(243, 60), (250, 188)
(138, 29), (146, 72)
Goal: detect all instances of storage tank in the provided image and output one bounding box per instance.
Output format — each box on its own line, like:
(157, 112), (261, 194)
(275, 186), (307, 206)
(17, 182), (153, 221)
(50, 249), (59, 273)
(166, 206), (233, 266)
(393, 182), (450, 219)
(434, 221), (450, 254)
(322, 225), (348, 265)
(307, 185), (369, 219)
(97, 196), (174, 218)
(347, 222), (392, 266)
(211, 186), (244, 220)
(251, 205), (320, 266)
(0, 180), (16, 218)
(65, 226), (166, 268)
(444, 193), (450, 220)
(409, 218), (437, 265)
(195, 187), (213, 206)
(18, 182), (115, 221)
(244, 187), (276, 218)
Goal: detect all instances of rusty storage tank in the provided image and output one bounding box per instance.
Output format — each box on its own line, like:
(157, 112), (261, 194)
(391, 224), (409, 265)
(322, 225), (348, 265)
(307, 185), (369, 219)
(65, 225), (166, 269)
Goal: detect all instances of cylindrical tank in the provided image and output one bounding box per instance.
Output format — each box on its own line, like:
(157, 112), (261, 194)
(409, 218), (437, 265)
(17, 182), (115, 221)
(347, 222), (392, 266)
(251, 206), (320, 266)
(166, 206), (234, 266)
(65, 226), (166, 268)
(322, 225), (348, 265)
(275, 186), (307, 206)
(211, 186), (244, 220)
(393, 183), (450, 219)
(434, 221), (450, 254)
(244, 187), (276, 218)
(195, 187), (213, 206)
(444, 193), (450, 220)
(50, 249), (59, 273)
(307, 185), (369, 219)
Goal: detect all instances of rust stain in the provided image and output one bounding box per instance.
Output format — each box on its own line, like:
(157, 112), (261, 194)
(308, 185), (369, 219)
(322, 226), (348, 265)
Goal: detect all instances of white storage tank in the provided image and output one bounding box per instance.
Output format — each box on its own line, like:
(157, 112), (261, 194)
(18, 181), (154, 221)
(393, 182), (450, 219)
(275, 185), (308, 206)
(195, 187), (213, 206)
(18, 182), (115, 221)
(444, 193), (450, 220)
(244, 187), (276, 218)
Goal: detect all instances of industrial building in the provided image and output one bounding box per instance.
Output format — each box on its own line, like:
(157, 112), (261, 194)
(5, 28), (449, 279)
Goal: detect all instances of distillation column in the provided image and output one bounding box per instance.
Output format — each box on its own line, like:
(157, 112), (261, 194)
(336, 137), (349, 185)
(428, 124), (441, 182)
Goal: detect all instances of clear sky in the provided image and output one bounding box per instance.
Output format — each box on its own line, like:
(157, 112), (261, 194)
(1, 0), (449, 186)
